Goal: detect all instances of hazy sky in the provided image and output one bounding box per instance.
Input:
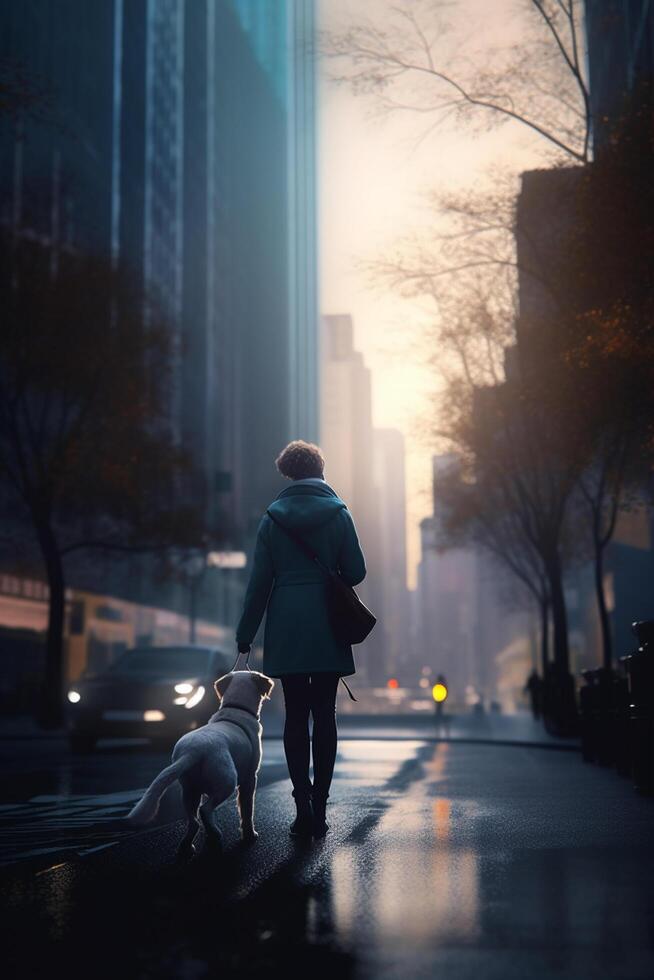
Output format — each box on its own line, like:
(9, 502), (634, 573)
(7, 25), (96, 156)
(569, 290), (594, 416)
(317, 0), (567, 587)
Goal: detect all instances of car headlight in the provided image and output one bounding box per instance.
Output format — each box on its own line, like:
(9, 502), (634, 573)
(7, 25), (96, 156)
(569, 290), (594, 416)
(184, 686), (205, 709)
(67, 690), (81, 704)
(174, 682), (194, 695)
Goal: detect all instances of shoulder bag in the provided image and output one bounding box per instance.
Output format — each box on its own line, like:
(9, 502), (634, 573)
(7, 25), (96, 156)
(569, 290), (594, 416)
(266, 509), (376, 646)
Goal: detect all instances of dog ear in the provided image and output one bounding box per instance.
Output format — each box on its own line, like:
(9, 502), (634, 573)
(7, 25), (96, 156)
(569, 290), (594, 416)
(252, 673), (274, 700)
(214, 674), (232, 700)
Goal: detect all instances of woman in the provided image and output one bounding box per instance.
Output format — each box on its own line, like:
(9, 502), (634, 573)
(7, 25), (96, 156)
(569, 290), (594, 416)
(234, 439), (366, 837)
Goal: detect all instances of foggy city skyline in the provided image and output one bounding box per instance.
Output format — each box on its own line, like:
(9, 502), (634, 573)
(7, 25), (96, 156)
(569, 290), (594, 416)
(318, 0), (562, 587)
(1, 2), (654, 976)
(1, 0), (651, 707)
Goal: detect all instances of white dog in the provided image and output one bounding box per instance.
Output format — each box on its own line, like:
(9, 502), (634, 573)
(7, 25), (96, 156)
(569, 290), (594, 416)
(126, 669), (274, 859)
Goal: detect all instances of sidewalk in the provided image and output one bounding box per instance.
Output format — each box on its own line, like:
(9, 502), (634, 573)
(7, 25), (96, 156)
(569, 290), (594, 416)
(263, 708), (580, 749)
(0, 708), (579, 748)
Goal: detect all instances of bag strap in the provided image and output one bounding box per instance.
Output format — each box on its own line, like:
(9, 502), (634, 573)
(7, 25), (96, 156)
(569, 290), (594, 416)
(266, 509), (331, 575)
(266, 509), (357, 702)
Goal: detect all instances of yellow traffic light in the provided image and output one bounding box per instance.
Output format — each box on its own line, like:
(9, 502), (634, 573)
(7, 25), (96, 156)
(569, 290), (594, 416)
(432, 682), (448, 703)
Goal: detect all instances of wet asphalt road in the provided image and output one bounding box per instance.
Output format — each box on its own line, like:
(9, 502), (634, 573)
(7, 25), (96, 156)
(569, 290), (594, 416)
(0, 734), (290, 869)
(1, 718), (653, 979)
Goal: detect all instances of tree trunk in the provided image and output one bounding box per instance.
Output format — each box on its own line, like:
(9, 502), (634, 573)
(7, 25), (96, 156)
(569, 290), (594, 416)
(594, 543), (613, 670)
(545, 551), (570, 674)
(543, 550), (578, 734)
(540, 596), (550, 677)
(35, 520), (66, 729)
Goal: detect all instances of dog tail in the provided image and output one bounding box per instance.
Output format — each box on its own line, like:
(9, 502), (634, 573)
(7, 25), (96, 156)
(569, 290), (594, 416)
(125, 756), (193, 827)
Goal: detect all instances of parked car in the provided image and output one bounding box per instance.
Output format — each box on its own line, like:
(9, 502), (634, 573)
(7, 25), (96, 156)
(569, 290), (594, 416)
(66, 645), (234, 752)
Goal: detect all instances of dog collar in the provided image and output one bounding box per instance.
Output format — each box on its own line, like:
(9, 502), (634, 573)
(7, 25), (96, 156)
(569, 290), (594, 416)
(213, 706), (262, 758)
(219, 701), (259, 719)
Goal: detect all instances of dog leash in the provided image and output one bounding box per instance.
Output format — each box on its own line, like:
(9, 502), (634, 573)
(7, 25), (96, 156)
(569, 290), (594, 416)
(230, 649), (253, 673)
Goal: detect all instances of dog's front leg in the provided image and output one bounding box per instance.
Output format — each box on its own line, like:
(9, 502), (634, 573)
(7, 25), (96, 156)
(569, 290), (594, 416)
(237, 776), (258, 843)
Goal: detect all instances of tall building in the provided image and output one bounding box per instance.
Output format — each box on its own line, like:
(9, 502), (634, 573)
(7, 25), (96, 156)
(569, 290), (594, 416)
(414, 455), (529, 705)
(0, 1), (320, 634)
(188, 0), (292, 545)
(286, 0), (319, 443)
(582, 0), (654, 660)
(415, 515), (440, 680)
(320, 315), (373, 507)
(585, 0), (654, 150)
(514, 167), (584, 336)
(231, 0), (319, 445)
(372, 429), (410, 678)
(513, 0), (654, 665)
(415, 511), (481, 700)
(321, 314), (380, 512)
(0, 1), (116, 257)
(426, 456), (480, 701)
(320, 314), (383, 683)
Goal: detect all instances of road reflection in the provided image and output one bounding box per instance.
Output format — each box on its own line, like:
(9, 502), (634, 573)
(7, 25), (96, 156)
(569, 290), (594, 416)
(6, 735), (653, 977)
(330, 742), (480, 948)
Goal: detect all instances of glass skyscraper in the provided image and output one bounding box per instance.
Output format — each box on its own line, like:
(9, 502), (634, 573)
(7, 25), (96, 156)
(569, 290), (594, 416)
(230, 0), (320, 446)
(0, 0), (320, 623)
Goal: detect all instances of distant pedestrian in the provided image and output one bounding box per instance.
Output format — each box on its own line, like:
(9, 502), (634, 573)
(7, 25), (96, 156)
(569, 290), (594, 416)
(234, 440), (367, 838)
(434, 672), (448, 720)
(524, 669), (543, 720)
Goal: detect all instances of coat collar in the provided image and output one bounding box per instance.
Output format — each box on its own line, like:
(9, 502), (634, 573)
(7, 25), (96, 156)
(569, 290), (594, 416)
(275, 480), (339, 500)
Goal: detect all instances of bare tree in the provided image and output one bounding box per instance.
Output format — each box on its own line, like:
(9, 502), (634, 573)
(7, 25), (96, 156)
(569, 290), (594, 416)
(436, 454), (553, 674)
(378, 93), (654, 675)
(326, 0), (591, 379)
(0, 234), (209, 727)
(329, 0), (654, 692)
(465, 370), (582, 662)
(364, 174), (519, 372)
(324, 0), (590, 163)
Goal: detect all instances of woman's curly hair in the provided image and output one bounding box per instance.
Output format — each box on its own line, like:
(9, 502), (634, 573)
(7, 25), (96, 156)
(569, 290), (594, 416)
(275, 440), (325, 480)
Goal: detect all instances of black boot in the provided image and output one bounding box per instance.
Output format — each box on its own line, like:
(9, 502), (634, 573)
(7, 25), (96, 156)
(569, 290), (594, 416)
(290, 790), (313, 837)
(311, 793), (329, 838)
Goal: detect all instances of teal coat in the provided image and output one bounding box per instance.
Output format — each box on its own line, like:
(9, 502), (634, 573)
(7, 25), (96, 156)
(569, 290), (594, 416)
(235, 479), (366, 677)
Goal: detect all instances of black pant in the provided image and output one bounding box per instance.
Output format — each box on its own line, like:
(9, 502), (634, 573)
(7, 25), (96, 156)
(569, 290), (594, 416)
(281, 673), (340, 800)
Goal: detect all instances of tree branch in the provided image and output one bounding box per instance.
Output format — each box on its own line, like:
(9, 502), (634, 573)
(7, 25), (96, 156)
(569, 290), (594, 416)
(385, 57), (587, 162)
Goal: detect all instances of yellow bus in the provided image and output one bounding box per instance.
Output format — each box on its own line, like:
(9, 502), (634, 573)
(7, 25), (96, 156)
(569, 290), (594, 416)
(0, 575), (234, 708)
